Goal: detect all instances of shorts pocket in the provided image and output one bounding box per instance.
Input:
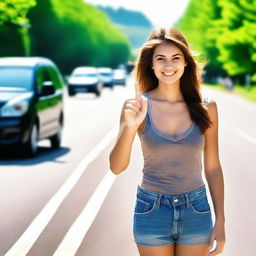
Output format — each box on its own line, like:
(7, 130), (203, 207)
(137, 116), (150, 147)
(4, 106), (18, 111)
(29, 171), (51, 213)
(189, 195), (211, 214)
(134, 194), (157, 215)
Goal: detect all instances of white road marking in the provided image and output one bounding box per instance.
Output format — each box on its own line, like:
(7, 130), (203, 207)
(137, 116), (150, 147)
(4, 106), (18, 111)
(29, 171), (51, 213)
(53, 170), (116, 256)
(221, 122), (256, 144)
(5, 125), (119, 256)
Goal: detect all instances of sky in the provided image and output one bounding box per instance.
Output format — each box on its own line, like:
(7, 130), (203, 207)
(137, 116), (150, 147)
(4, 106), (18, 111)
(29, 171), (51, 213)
(85, 0), (190, 28)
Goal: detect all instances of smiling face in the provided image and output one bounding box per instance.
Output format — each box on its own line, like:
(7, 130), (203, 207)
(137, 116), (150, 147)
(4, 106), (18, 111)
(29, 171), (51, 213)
(152, 43), (187, 86)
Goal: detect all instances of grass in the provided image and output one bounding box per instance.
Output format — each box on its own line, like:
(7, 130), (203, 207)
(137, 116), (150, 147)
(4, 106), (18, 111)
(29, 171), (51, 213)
(203, 83), (256, 103)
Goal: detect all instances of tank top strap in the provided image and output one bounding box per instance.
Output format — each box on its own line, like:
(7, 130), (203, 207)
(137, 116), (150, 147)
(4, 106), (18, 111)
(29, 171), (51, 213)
(142, 92), (152, 113)
(139, 92), (151, 134)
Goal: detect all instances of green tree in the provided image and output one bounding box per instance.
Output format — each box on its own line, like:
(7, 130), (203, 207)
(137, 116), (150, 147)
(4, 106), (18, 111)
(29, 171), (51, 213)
(212, 0), (256, 82)
(177, 0), (224, 82)
(0, 0), (36, 56)
(177, 0), (256, 83)
(28, 0), (131, 74)
(0, 0), (36, 25)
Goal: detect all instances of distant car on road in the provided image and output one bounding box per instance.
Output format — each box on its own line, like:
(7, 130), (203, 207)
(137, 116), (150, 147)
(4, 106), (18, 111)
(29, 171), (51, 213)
(113, 68), (127, 86)
(67, 67), (103, 97)
(97, 67), (113, 89)
(0, 57), (64, 157)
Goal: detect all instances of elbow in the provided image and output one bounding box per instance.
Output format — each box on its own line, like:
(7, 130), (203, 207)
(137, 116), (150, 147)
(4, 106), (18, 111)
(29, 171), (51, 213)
(109, 163), (127, 175)
(109, 157), (127, 175)
(110, 166), (122, 175)
(109, 151), (129, 175)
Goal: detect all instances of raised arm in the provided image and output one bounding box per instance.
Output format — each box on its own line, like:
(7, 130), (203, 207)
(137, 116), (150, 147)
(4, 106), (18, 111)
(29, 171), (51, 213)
(109, 83), (148, 175)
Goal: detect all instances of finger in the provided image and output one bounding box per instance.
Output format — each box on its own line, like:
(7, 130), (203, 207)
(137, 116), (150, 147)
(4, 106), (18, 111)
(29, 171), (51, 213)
(124, 111), (138, 119)
(208, 235), (215, 251)
(125, 103), (140, 112)
(125, 98), (139, 103)
(208, 241), (223, 256)
(208, 247), (222, 256)
(127, 99), (141, 107)
(135, 82), (142, 101)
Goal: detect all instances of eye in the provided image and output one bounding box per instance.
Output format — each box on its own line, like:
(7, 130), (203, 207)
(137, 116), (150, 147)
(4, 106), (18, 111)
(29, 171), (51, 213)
(156, 58), (164, 61)
(173, 57), (180, 60)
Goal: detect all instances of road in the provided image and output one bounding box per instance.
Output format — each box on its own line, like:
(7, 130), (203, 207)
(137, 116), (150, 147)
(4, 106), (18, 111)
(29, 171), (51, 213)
(0, 78), (255, 256)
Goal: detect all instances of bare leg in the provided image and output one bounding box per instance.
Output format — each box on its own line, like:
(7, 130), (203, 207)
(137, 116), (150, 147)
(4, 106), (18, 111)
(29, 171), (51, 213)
(136, 243), (175, 256)
(175, 243), (209, 256)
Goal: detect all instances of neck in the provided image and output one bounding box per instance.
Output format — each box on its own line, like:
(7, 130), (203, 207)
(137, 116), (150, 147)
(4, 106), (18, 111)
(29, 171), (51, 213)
(155, 81), (184, 102)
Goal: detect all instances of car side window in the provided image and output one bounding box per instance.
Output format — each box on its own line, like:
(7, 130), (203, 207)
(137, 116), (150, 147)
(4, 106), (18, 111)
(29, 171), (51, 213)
(36, 66), (52, 93)
(48, 66), (63, 89)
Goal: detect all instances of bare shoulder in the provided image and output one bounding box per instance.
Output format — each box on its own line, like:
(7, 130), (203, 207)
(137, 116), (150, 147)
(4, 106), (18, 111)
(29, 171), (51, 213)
(204, 97), (218, 120)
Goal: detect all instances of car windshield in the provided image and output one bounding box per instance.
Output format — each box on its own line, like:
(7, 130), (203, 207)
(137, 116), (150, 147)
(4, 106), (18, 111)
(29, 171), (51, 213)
(100, 73), (111, 76)
(0, 67), (33, 91)
(73, 73), (96, 78)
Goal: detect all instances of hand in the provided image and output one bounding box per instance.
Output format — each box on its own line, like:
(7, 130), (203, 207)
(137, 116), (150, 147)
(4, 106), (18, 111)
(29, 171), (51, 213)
(208, 223), (226, 256)
(123, 82), (148, 128)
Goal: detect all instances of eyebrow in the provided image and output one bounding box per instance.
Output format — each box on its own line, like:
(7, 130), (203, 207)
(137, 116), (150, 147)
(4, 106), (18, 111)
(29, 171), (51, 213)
(154, 53), (182, 58)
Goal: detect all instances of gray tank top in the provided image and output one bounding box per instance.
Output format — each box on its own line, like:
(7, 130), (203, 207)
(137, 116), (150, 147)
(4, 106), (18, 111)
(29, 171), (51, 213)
(138, 92), (207, 195)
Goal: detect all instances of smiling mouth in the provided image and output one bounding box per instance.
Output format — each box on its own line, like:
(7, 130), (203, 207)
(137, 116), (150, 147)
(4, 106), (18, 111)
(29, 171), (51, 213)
(162, 71), (176, 77)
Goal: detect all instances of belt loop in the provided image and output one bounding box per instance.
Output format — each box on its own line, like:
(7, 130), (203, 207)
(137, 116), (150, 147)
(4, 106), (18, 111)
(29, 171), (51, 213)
(156, 194), (163, 208)
(185, 194), (190, 208)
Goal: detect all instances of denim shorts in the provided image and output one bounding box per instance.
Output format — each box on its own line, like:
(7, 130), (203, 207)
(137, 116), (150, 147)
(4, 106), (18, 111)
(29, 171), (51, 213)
(133, 184), (213, 246)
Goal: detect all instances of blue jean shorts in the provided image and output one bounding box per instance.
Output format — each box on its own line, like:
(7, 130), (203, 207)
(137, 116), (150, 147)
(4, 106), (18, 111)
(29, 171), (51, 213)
(133, 184), (213, 246)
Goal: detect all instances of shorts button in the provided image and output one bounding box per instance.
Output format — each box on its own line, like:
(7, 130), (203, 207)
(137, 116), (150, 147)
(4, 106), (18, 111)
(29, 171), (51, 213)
(174, 199), (179, 203)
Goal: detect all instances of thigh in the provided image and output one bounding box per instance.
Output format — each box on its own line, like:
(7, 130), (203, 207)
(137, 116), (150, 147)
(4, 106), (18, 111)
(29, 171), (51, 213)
(137, 243), (175, 256)
(175, 244), (209, 256)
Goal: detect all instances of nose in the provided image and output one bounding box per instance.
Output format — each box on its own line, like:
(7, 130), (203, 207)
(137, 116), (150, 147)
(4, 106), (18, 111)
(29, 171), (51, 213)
(163, 60), (175, 69)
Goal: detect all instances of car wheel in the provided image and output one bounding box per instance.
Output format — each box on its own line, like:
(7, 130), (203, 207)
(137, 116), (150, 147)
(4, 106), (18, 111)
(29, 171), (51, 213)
(95, 90), (101, 97)
(68, 88), (76, 96)
(95, 86), (101, 97)
(24, 123), (38, 157)
(50, 122), (62, 149)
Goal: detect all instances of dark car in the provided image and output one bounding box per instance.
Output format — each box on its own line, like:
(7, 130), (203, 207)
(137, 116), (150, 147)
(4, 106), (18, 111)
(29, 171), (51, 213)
(67, 67), (103, 97)
(0, 57), (64, 157)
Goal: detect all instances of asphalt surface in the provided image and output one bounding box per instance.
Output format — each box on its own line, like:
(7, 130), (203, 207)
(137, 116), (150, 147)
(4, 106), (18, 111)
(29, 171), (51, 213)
(0, 79), (255, 256)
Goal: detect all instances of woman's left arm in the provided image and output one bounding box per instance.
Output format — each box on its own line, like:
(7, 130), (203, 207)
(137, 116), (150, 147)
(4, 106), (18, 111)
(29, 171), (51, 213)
(203, 99), (226, 256)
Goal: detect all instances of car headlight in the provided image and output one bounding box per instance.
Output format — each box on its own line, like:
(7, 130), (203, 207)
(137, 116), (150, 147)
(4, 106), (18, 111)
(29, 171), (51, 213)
(1, 93), (32, 117)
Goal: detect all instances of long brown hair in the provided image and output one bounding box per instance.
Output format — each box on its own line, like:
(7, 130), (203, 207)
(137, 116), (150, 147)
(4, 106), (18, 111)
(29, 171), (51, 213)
(133, 27), (213, 134)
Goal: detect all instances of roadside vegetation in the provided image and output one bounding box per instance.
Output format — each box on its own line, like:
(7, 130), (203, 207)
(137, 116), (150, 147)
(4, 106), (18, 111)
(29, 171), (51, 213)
(0, 0), (131, 74)
(176, 0), (256, 101)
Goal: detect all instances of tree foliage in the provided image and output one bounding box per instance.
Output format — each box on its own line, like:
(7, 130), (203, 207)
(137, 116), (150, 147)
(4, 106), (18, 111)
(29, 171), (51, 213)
(27, 0), (131, 74)
(0, 0), (36, 26)
(213, 0), (256, 81)
(0, 0), (131, 74)
(177, 0), (256, 83)
(0, 0), (36, 56)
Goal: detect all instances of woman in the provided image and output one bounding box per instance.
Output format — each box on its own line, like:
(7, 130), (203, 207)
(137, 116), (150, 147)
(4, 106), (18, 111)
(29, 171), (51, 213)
(109, 27), (225, 256)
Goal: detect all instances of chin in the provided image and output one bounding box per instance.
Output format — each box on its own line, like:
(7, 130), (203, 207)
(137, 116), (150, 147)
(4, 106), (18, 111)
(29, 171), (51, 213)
(160, 77), (181, 86)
